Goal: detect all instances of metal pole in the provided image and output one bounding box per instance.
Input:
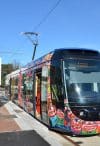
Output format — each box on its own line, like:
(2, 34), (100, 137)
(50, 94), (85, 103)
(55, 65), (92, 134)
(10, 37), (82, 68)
(21, 32), (38, 60)
(32, 43), (38, 60)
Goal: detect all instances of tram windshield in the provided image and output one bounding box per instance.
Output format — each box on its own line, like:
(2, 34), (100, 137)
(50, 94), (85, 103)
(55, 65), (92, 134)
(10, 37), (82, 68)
(64, 59), (100, 106)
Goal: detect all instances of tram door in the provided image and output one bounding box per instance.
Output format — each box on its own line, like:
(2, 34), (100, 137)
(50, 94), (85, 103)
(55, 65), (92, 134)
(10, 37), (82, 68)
(41, 66), (48, 124)
(34, 66), (48, 124)
(35, 71), (41, 119)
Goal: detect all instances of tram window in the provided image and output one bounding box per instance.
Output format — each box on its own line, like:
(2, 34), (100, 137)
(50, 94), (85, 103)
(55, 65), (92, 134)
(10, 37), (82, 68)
(41, 66), (48, 102)
(23, 72), (33, 102)
(50, 65), (64, 108)
(79, 83), (93, 92)
(97, 83), (100, 92)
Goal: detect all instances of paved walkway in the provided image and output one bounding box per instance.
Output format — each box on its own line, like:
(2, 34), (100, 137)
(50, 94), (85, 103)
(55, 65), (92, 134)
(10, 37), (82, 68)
(0, 105), (20, 132)
(0, 101), (74, 146)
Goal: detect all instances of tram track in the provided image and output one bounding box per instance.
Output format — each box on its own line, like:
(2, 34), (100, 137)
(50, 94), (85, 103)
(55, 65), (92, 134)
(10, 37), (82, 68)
(59, 133), (100, 146)
(60, 134), (80, 146)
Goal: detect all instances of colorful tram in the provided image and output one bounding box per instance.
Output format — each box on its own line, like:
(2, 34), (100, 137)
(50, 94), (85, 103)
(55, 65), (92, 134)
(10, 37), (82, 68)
(5, 48), (100, 135)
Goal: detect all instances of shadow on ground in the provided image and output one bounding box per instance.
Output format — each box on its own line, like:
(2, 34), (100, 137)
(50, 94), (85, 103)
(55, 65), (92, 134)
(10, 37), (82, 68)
(0, 130), (50, 146)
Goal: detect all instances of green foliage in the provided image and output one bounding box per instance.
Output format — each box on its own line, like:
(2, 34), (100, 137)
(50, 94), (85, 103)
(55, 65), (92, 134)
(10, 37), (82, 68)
(1, 63), (19, 87)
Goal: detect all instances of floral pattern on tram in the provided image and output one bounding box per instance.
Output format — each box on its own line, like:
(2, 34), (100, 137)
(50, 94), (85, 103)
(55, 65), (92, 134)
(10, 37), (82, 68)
(96, 121), (100, 133)
(48, 98), (100, 135)
(81, 121), (97, 135)
(7, 49), (100, 136)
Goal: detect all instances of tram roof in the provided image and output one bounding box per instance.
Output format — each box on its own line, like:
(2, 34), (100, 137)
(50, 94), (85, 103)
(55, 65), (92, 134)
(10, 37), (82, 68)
(24, 48), (100, 68)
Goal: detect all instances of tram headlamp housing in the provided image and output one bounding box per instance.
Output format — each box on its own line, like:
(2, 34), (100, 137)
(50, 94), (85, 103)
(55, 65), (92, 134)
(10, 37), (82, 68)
(79, 110), (88, 118)
(79, 111), (84, 116)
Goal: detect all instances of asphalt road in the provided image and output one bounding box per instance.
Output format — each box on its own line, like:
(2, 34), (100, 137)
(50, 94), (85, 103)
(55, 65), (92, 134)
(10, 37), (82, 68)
(0, 130), (50, 146)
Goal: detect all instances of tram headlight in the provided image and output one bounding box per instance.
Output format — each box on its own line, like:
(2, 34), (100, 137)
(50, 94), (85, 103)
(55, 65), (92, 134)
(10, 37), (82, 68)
(79, 110), (88, 118)
(79, 111), (84, 116)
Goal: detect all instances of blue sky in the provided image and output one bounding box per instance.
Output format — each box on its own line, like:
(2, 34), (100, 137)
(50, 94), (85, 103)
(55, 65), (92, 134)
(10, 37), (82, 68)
(0, 0), (100, 65)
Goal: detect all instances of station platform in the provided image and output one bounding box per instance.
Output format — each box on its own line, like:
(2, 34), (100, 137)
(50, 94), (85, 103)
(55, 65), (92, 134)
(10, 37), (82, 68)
(0, 101), (73, 146)
(0, 104), (20, 132)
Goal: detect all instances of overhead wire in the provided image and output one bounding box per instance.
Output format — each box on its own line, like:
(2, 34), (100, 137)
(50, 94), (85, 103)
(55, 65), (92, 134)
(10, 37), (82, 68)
(33, 0), (62, 31)
(0, 51), (23, 54)
(19, 0), (62, 63)
(0, 50), (23, 63)
(3, 49), (24, 64)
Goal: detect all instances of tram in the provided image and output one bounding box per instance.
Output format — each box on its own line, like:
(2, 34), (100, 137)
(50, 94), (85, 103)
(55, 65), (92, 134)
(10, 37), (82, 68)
(5, 48), (100, 135)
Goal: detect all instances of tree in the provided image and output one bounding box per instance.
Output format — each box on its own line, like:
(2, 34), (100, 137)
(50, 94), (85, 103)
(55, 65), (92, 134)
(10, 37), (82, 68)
(1, 61), (21, 87)
(12, 60), (21, 71)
